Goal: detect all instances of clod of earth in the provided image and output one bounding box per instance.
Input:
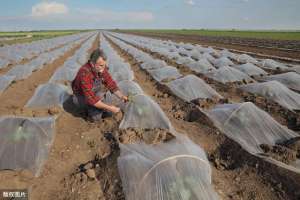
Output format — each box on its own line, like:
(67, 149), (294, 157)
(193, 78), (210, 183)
(117, 128), (175, 144)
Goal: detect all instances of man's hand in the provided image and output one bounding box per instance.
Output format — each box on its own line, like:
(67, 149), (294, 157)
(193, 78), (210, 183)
(109, 105), (121, 114)
(114, 90), (128, 102)
(122, 95), (129, 102)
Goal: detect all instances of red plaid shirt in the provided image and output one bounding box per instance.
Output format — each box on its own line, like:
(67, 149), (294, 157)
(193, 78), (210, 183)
(72, 62), (119, 105)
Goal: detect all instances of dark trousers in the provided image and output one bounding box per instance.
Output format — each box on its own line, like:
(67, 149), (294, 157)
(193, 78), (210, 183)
(73, 94), (111, 122)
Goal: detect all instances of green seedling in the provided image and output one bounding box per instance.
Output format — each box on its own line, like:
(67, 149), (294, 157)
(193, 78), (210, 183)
(10, 120), (33, 142)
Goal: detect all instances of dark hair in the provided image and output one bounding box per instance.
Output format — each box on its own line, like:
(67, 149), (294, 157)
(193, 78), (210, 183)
(89, 49), (107, 64)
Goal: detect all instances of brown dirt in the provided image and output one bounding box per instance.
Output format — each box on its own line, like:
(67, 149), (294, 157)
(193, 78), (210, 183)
(51, 130), (123, 200)
(111, 34), (293, 128)
(259, 144), (298, 165)
(118, 31), (300, 62)
(240, 90), (300, 129)
(1, 31), (299, 200)
(106, 35), (300, 200)
(0, 36), (93, 116)
(208, 137), (300, 199)
(280, 137), (300, 158)
(111, 34), (245, 103)
(117, 128), (175, 144)
(0, 33), (111, 200)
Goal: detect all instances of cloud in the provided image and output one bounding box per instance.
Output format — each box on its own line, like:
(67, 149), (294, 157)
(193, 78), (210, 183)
(0, 5), (155, 31)
(185, 0), (195, 6)
(243, 17), (250, 21)
(31, 2), (69, 17)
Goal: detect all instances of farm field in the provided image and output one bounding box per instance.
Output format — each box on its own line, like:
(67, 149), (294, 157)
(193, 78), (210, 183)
(0, 30), (87, 46)
(0, 30), (300, 200)
(118, 29), (300, 60)
(121, 29), (300, 40)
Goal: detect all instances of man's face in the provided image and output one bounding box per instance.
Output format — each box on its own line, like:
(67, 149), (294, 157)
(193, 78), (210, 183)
(94, 57), (106, 73)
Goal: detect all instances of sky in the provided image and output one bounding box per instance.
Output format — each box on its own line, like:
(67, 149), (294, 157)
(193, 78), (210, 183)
(0, 0), (299, 31)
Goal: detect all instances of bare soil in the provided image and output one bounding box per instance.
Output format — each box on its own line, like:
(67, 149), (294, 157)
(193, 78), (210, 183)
(107, 35), (300, 200)
(1, 32), (300, 200)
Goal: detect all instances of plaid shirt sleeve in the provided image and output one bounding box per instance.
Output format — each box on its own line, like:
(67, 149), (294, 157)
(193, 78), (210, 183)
(102, 68), (119, 93)
(79, 71), (101, 106)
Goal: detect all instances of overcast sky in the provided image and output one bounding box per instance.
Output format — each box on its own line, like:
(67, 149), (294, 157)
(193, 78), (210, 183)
(0, 0), (299, 31)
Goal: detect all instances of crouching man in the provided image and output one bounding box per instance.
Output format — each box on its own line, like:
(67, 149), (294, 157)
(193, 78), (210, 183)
(72, 49), (128, 121)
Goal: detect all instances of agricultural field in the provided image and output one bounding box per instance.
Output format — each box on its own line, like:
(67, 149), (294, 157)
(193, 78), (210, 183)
(122, 29), (300, 41)
(0, 30), (87, 46)
(119, 29), (300, 60)
(0, 30), (300, 200)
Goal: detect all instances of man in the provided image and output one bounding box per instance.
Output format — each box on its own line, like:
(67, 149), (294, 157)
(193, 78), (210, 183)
(72, 49), (128, 121)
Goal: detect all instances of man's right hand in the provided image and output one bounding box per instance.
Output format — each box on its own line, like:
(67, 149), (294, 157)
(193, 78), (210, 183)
(109, 106), (120, 113)
(94, 100), (120, 114)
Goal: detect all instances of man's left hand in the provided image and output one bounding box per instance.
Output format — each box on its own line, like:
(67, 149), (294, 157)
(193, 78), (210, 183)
(122, 95), (129, 102)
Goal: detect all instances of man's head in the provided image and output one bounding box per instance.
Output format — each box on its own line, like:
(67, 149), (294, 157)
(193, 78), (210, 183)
(89, 49), (107, 73)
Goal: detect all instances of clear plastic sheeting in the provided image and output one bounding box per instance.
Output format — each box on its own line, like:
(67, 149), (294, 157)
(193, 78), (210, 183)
(291, 65), (300, 74)
(0, 75), (15, 93)
(204, 47), (220, 57)
(140, 59), (167, 70)
(99, 35), (134, 83)
(202, 52), (216, 64)
(190, 49), (203, 60)
(239, 81), (300, 111)
(0, 116), (56, 176)
(134, 53), (153, 63)
(219, 49), (238, 60)
(111, 68), (134, 82)
(6, 64), (35, 80)
(118, 80), (144, 96)
(0, 32), (95, 64)
(49, 34), (98, 83)
(213, 56), (234, 68)
(233, 63), (268, 77)
(260, 59), (289, 70)
(186, 59), (216, 74)
(205, 66), (255, 84)
(119, 94), (173, 130)
(166, 75), (223, 102)
(175, 56), (194, 65)
(77, 53), (88, 65)
(236, 54), (258, 64)
(194, 45), (206, 53)
(182, 43), (195, 50)
(49, 66), (79, 83)
(0, 58), (10, 69)
(166, 51), (181, 60)
(148, 66), (182, 82)
(5, 38), (84, 81)
(64, 59), (82, 70)
(118, 134), (219, 200)
(25, 83), (71, 108)
(178, 47), (190, 57)
(261, 72), (300, 92)
(205, 102), (299, 155)
(109, 62), (131, 74)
